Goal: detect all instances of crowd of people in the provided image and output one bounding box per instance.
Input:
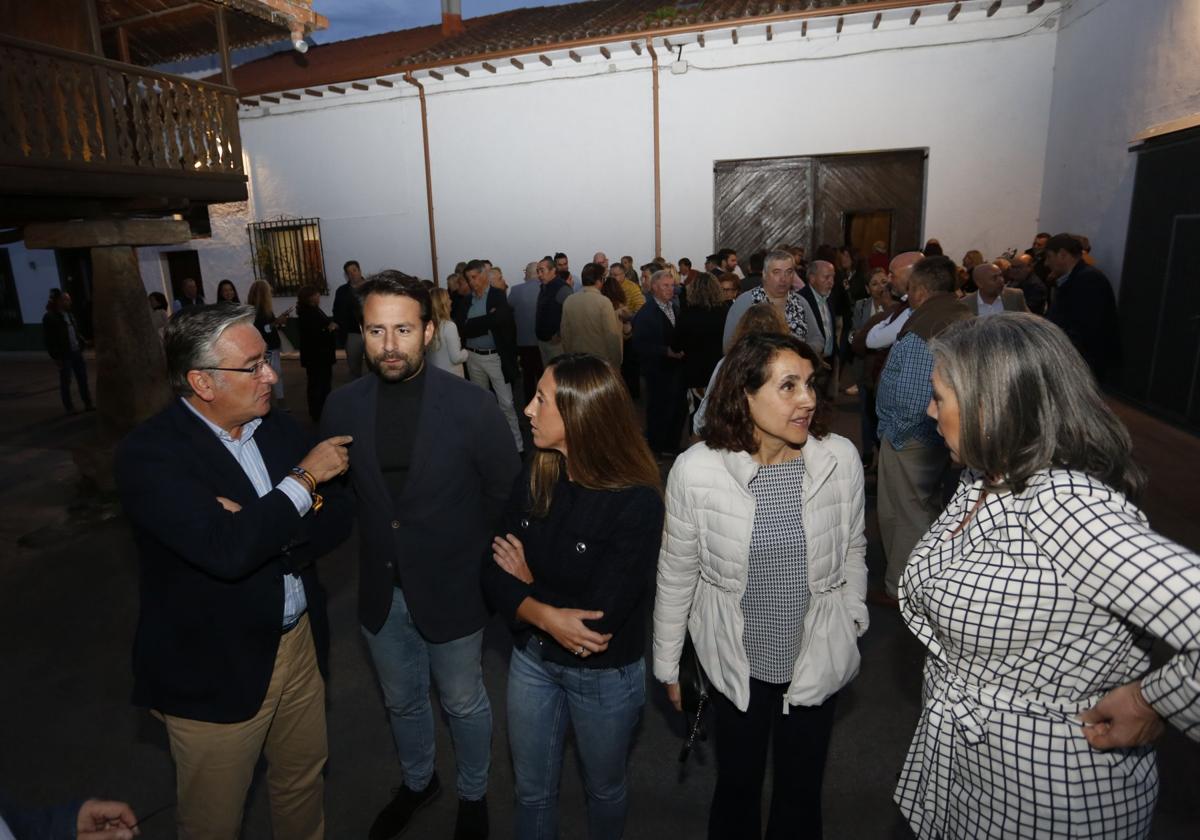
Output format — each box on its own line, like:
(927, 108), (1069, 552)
(22, 230), (1199, 840)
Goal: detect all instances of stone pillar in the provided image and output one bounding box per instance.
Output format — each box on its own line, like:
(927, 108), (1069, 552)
(23, 219), (191, 485)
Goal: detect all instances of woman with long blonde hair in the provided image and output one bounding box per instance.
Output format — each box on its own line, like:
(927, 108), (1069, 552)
(483, 353), (664, 839)
(246, 279), (290, 401)
(427, 286), (468, 377)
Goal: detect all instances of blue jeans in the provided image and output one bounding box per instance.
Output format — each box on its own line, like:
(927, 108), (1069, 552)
(58, 348), (92, 411)
(507, 640), (645, 840)
(362, 587), (491, 800)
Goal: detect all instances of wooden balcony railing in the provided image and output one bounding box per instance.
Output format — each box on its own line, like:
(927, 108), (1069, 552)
(0, 33), (244, 188)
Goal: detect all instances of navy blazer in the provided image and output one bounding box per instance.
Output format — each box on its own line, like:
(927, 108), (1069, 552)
(115, 400), (353, 724)
(452, 287), (519, 382)
(1047, 261), (1121, 378)
(320, 365), (521, 641)
(632, 300), (680, 380)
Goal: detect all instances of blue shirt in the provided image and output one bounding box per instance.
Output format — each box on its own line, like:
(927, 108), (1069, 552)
(465, 291), (496, 351)
(875, 332), (942, 449)
(181, 399), (312, 627)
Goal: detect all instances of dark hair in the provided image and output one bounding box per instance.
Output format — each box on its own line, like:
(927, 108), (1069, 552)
(640, 262), (657, 273)
(463, 258), (488, 276)
(678, 257), (692, 269)
(538, 256), (554, 270)
(923, 238), (944, 257)
(1045, 233), (1083, 257)
(909, 255), (958, 295)
(931, 314), (1145, 498)
(600, 273), (627, 308)
(343, 260), (360, 273)
(148, 291), (169, 311)
(703, 333), (830, 453)
(717, 248), (735, 261)
(580, 262), (604, 287)
(705, 253), (721, 265)
(1035, 231), (1052, 240)
(296, 285), (320, 306)
(216, 279), (240, 303)
(749, 251), (766, 272)
(528, 353), (661, 517)
(554, 252), (568, 262)
(359, 269), (431, 323)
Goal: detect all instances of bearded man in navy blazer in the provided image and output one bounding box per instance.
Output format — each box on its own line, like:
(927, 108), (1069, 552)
(115, 304), (353, 840)
(320, 272), (520, 840)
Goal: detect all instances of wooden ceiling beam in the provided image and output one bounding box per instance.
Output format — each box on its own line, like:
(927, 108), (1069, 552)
(801, 20), (808, 37)
(539, 54), (552, 66)
(910, 9), (921, 25)
(511, 57), (525, 68)
(568, 50), (581, 62)
(1028, 0), (1045, 11)
(987, 1), (1002, 16)
(327, 84), (346, 94)
(948, 2), (962, 21)
(100, 2), (201, 30)
(260, 94), (280, 103)
(428, 69), (444, 80)
(697, 33), (705, 47)
(766, 25), (773, 41)
(872, 12), (882, 29)
(482, 61), (497, 73)
(281, 91), (301, 100)
(836, 16), (844, 34)
(731, 28), (738, 45)
(454, 66), (469, 77)
(304, 88), (323, 97)
(599, 46), (611, 59)
(351, 82), (369, 91)
(375, 78), (394, 87)
(630, 40), (642, 55)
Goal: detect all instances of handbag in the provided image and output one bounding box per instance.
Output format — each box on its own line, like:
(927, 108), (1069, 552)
(676, 633), (711, 763)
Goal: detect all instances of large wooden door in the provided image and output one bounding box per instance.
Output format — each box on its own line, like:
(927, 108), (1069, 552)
(713, 149), (925, 258)
(163, 250), (204, 302)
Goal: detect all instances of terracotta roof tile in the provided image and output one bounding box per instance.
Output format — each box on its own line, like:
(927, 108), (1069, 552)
(227, 0), (921, 95)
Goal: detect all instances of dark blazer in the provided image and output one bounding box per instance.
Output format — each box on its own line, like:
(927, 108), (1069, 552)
(41, 310), (77, 360)
(1048, 261), (1121, 378)
(632, 300), (680, 380)
(671, 304), (726, 388)
(482, 467), (664, 669)
(453, 287), (519, 383)
(332, 281), (362, 338)
(115, 400), (353, 723)
(298, 304), (337, 369)
(320, 365), (521, 640)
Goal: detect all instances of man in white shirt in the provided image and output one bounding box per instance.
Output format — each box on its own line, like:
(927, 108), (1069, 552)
(963, 262), (1028, 318)
(864, 251), (924, 350)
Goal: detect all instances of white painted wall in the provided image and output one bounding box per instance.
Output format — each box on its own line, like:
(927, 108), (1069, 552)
(1040, 0), (1200, 292)
(4, 242), (61, 325)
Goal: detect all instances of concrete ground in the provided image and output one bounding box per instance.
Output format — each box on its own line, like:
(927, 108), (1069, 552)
(0, 353), (1197, 839)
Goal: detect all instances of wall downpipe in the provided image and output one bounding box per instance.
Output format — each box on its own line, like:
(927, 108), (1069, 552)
(646, 37), (662, 259)
(403, 73), (440, 282)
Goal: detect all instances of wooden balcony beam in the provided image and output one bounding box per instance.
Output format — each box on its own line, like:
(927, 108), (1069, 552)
(375, 78), (395, 87)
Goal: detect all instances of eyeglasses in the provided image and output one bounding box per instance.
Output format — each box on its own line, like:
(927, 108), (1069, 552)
(202, 358), (272, 378)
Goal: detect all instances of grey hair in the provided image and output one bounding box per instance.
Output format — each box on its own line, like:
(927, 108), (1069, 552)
(763, 249), (794, 273)
(929, 314), (1144, 499)
(807, 259), (833, 278)
(164, 303), (256, 397)
(649, 268), (675, 289)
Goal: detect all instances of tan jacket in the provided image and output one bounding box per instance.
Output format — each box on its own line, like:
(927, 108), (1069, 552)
(560, 286), (623, 368)
(963, 287), (1028, 316)
(653, 435), (868, 710)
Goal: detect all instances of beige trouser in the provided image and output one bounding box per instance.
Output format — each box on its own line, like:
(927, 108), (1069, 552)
(162, 614), (327, 840)
(877, 438), (949, 598)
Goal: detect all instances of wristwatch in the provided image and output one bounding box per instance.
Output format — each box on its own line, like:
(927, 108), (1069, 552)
(290, 466), (324, 514)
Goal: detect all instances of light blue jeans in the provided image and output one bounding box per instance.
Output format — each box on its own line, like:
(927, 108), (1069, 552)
(362, 587), (491, 800)
(507, 639), (645, 839)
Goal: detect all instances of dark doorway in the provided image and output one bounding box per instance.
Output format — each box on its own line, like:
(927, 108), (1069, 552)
(714, 149), (925, 260)
(1116, 125), (1200, 432)
(0, 248), (19, 329)
(54, 248), (94, 339)
(845, 211), (894, 260)
(164, 250), (204, 304)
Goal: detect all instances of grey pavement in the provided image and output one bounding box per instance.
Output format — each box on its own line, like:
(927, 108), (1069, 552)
(0, 353), (1196, 839)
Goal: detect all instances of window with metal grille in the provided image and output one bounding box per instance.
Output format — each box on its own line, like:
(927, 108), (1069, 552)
(247, 217), (326, 296)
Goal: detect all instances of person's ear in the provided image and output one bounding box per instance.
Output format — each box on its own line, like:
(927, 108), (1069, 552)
(187, 369), (217, 402)
(423, 320), (435, 348)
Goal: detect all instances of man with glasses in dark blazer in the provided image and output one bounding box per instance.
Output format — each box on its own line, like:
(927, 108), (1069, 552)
(115, 304), (353, 840)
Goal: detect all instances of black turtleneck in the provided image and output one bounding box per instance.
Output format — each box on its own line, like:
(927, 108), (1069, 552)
(376, 363), (426, 508)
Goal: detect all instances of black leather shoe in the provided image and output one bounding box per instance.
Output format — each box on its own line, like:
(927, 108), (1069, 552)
(368, 773), (441, 840)
(454, 795), (489, 840)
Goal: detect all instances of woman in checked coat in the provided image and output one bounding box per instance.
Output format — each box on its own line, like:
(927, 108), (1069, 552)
(897, 314), (1200, 839)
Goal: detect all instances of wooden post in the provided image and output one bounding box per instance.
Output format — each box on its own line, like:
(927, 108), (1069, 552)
(115, 26), (130, 63)
(83, 0), (103, 56)
(215, 6), (234, 88)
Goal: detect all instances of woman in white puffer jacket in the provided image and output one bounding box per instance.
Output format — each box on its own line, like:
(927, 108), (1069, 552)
(653, 331), (868, 839)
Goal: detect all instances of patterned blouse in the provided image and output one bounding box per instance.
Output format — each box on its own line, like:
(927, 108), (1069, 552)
(741, 456), (810, 684)
(895, 469), (1200, 839)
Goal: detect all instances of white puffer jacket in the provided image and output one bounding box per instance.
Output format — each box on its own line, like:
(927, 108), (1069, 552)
(653, 434), (868, 711)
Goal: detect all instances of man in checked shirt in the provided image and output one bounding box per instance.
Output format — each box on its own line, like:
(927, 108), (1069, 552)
(873, 256), (972, 604)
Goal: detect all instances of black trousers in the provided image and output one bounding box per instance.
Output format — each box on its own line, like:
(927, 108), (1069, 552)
(643, 369), (685, 454)
(621, 337), (640, 399)
(517, 345), (544, 406)
(57, 348), (92, 411)
(709, 679), (838, 840)
(305, 364), (333, 422)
